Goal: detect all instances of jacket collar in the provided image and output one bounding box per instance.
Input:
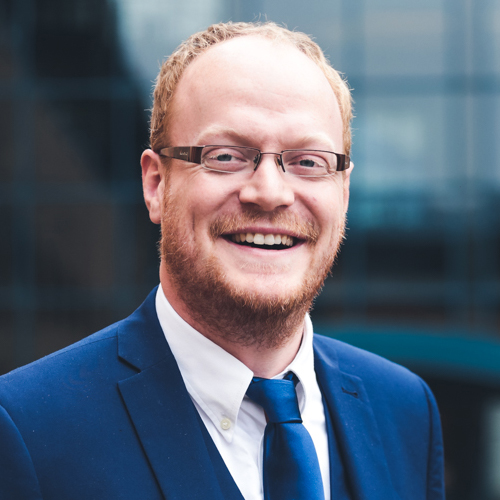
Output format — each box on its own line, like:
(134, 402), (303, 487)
(117, 288), (395, 500)
(117, 287), (167, 371)
(314, 336), (396, 500)
(117, 288), (242, 500)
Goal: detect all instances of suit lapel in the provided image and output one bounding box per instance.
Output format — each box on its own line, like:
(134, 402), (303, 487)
(314, 338), (398, 500)
(116, 291), (397, 500)
(116, 289), (239, 500)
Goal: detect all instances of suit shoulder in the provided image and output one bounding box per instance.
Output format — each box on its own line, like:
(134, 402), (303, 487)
(0, 320), (122, 390)
(313, 333), (439, 426)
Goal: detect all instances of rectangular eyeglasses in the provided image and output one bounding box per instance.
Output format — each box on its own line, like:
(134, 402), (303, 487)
(155, 145), (349, 178)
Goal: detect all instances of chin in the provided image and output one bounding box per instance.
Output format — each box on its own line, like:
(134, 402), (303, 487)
(228, 277), (303, 301)
(161, 241), (329, 348)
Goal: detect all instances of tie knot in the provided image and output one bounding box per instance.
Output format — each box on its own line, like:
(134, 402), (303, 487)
(246, 372), (302, 423)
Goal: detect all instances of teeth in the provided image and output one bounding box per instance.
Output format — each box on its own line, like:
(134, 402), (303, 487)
(230, 233), (295, 247)
(254, 233), (265, 245)
(264, 234), (275, 245)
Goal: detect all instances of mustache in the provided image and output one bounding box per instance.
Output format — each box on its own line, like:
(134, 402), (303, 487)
(209, 211), (320, 244)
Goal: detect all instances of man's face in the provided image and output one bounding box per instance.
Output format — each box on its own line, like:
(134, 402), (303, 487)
(147, 36), (351, 345)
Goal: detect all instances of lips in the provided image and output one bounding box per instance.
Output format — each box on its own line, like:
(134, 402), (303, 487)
(231, 232), (295, 248)
(210, 213), (319, 249)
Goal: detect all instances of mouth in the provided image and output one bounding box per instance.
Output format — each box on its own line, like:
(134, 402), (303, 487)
(226, 232), (298, 250)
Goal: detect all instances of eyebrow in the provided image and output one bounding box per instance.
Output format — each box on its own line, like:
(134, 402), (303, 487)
(292, 133), (338, 152)
(195, 126), (253, 146)
(195, 126), (339, 152)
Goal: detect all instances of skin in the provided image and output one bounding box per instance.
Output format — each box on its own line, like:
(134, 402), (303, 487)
(141, 35), (352, 377)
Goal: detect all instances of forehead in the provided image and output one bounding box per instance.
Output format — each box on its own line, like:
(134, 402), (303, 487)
(169, 35), (342, 148)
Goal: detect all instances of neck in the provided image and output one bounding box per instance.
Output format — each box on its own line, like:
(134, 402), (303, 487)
(199, 321), (304, 378)
(159, 265), (307, 378)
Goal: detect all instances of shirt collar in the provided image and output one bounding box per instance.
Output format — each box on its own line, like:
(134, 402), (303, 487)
(272, 313), (315, 412)
(155, 286), (315, 442)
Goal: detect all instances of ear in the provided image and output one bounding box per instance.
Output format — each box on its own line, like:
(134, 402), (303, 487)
(141, 149), (164, 225)
(342, 161), (354, 214)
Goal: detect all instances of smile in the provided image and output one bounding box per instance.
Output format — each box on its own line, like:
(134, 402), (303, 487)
(229, 232), (295, 249)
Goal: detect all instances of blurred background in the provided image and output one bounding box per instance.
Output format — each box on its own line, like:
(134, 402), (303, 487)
(1, 0), (499, 498)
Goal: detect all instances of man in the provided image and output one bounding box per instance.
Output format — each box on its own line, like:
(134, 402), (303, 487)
(0, 22), (444, 499)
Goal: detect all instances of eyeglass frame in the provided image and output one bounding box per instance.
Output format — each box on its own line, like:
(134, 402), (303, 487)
(154, 145), (350, 177)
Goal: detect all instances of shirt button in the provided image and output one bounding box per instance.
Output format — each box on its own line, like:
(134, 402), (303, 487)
(220, 418), (232, 430)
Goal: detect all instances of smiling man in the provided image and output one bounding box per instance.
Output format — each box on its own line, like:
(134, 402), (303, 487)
(0, 22), (444, 500)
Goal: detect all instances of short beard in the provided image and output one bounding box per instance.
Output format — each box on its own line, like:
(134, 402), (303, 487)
(160, 193), (345, 350)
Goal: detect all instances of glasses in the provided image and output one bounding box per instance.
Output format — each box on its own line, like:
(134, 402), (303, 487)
(155, 145), (349, 178)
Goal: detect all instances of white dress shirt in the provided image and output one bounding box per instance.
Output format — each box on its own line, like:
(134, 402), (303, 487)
(155, 286), (330, 500)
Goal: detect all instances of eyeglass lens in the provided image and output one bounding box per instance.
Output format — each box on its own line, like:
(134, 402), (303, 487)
(201, 146), (338, 177)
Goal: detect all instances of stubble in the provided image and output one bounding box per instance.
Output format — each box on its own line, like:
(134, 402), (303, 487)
(160, 189), (345, 350)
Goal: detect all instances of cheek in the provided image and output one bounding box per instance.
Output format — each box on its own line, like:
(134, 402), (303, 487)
(169, 182), (236, 240)
(308, 185), (345, 229)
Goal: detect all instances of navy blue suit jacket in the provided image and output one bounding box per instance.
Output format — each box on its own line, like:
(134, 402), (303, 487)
(0, 289), (444, 499)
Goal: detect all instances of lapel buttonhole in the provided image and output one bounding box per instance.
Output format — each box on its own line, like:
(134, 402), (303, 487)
(341, 387), (359, 398)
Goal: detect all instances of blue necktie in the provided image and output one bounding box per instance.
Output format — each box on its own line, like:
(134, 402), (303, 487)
(246, 372), (324, 500)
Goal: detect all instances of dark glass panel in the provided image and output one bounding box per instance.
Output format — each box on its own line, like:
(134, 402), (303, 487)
(35, 0), (122, 78)
(35, 100), (112, 182)
(35, 203), (114, 287)
(0, 100), (14, 182)
(366, 236), (446, 280)
(0, 206), (12, 285)
(35, 308), (116, 359)
(0, 312), (13, 375)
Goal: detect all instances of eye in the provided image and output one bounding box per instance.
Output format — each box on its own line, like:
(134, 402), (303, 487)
(297, 158), (320, 168)
(203, 148), (243, 161)
(203, 148), (245, 166)
(288, 153), (327, 168)
(214, 153), (233, 162)
(283, 150), (332, 176)
(201, 146), (255, 172)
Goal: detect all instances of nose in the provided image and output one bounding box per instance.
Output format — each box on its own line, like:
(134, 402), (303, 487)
(238, 153), (295, 211)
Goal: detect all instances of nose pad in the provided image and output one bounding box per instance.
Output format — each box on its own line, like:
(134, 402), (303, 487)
(240, 152), (295, 210)
(253, 152), (285, 172)
(275, 155), (285, 171)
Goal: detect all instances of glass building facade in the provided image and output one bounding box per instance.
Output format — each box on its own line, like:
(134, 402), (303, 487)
(1, 0), (500, 497)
